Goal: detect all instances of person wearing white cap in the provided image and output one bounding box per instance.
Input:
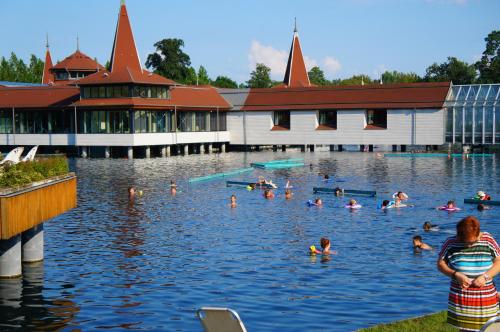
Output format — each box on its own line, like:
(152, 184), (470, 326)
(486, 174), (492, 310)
(474, 191), (491, 201)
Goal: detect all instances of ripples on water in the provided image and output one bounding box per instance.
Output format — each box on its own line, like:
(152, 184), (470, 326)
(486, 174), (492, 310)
(0, 151), (498, 331)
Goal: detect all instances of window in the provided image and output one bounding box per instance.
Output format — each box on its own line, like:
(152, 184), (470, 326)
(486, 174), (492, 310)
(317, 110), (337, 129)
(272, 111), (290, 130)
(365, 110), (387, 129)
(82, 87), (91, 99)
(91, 87), (99, 98)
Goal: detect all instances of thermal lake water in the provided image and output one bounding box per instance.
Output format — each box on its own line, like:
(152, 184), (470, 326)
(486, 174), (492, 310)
(0, 151), (499, 331)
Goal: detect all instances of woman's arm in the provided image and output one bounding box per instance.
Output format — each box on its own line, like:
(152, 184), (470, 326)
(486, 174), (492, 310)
(472, 256), (500, 287)
(437, 258), (472, 289)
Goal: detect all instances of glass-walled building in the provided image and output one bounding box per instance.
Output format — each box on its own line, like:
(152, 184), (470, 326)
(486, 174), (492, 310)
(444, 84), (500, 144)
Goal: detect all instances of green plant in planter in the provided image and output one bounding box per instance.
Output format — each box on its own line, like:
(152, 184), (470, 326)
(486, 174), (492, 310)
(0, 157), (69, 189)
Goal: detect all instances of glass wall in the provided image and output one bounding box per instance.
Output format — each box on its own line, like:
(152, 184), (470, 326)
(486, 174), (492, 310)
(78, 110), (130, 134)
(14, 109), (74, 134)
(133, 111), (174, 133)
(444, 84), (500, 144)
(0, 110), (13, 134)
(81, 85), (170, 100)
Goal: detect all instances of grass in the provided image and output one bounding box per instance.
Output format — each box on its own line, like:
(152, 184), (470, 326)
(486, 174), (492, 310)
(358, 311), (458, 332)
(0, 157), (69, 189)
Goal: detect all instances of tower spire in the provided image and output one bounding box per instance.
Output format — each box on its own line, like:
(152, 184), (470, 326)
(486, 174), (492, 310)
(282, 20), (310, 88)
(42, 35), (54, 84)
(46, 33), (49, 49)
(77, 33), (80, 51)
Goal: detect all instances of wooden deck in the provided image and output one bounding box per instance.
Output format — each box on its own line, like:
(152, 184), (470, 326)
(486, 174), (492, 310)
(0, 173), (77, 240)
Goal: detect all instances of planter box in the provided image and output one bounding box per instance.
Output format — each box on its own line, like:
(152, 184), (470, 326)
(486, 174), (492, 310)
(0, 173), (77, 240)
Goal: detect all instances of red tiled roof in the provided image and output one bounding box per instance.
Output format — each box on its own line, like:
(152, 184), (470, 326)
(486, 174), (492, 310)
(42, 49), (54, 84)
(242, 82), (451, 111)
(52, 50), (104, 71)
(0, 86), (80, 108)
(75, 68), (176, 86)
(281, 31), (310, 88)
(72, 85), (230, 110)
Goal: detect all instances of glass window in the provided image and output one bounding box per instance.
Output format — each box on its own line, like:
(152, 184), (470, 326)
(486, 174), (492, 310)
(113, 86), (121, 98)
(474, 106), (483, 143)
(91, 87), (99, 98)
(82, 87), (91, 99)
(218, 112), (227, 131)
(365, 110), (387, 129)
(151, 87), (158, 98)
(123, 86), (130, 97)
(445, 107), (453, 143)
(317, 110), (337, 129)
(98, 87), (106, 98)
(106, 87), (113, 98)
(273, 111), (290, 129)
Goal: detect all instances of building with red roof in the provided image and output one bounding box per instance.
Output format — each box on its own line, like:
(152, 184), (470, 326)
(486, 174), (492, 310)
(0, 1), (468, 157)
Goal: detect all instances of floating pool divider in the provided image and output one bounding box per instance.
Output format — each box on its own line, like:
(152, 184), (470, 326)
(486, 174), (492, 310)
(252, 162), (305, 169)
(463, 199), (500, 206)
(226, 181), (275, 189)
(188, 168), (254, 183)
(250, 158), (304, 167)
(384, 153), (494, 158)
(313, 187), (377, 197)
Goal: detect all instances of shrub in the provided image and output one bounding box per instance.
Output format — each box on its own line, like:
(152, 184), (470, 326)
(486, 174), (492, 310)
(0, 157), (69, 189)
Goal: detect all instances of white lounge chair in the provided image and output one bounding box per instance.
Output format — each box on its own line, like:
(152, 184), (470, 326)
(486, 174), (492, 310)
(0, 147), (24, 165)
(21, 146), (38, 162)
(481, 316), (500, 332)
(196, 307), (247, 332)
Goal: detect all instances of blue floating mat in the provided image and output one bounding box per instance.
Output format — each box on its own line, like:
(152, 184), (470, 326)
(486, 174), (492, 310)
(464, 199), (500, 206)
(189, 168), (254, 183)
(226, 181), (275, 189)
(313, 187), (376, 197)
(384, 153), (494, 158)
(252, 162), (305, 169)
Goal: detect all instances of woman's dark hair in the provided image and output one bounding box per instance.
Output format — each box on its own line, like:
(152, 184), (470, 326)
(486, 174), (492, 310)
(456, 216), (480, 243)
(320, 237), (330, 249)
(324, 175), (330, 180)
(423, 222), (432, 231)
(413, 235), (422, 241)
(478, 204), (485, 211)
(382, 200), (390, 206)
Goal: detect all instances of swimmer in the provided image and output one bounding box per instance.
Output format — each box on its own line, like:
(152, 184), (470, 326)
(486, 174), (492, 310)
(263, 189), (275, 199)
(246, 183), (256, 191)
(393, 191), (409, 201)
(315, 197), (323, 206)
(474, 191), (491, 201)
(381, 200), (392, 209)
(334, 187), (343, 196)
(285, 189), (293, 200)
(324, 174), (330, 181)
(423, 222), (439, 232)
(230, 194), (237, 208)
(413, 235), (432, 250)
(128, 186), (136, 201)
(478, 204), (490, 211)
(310, 237), (334, 255)
(393, 198), (407, 208)
(170, 180), (177, 195)
(437, 200), (461, 211)
(346, 199), (361, 209)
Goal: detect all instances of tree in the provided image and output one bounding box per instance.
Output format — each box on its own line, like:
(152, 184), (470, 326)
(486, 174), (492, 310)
(308, 66), (329, 85)
(247, 63), (272, 88)
(340, 74), (373, 86)
(476, 30), (500, 83)
(424, 57), (476, 84)
(197, 65), (210, 85)
(183, 67), (197, 85)
(145, 38), (191, 83)
(0, 52), (44, 83)
(211, 76), (238, 88)
(381, 70), (420, 84)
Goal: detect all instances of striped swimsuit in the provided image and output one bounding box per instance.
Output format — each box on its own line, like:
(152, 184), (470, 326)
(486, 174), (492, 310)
(439, 232), (500, 331)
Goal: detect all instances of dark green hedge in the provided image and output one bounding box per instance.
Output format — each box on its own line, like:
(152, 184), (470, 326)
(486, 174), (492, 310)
(0, 157), (69, 189)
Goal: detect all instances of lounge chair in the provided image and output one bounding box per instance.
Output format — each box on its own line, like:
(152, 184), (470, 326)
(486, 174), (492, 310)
(21, 146), (38, 162)
(0, 147), (24, 165)
(480, 316), (500, 332)
(196, 307), (247, 332)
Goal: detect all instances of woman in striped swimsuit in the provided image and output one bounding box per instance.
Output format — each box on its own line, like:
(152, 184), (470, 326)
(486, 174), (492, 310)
(438, 216), (500, 331)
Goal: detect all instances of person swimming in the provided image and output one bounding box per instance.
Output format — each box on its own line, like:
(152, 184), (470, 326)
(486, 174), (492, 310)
(437, 200), (461, 211)
(310, 237), (333, 255)
(477, 204), (491, 211)
(474, 191), (491, 201)
(413, 235), (432, 250)
(345, 199), (361, 209)
(392, 191), (409, 201)
(315, 198), (323, 206)
(381, 200), (392, 209)
(285, 189), (293, 200)
(334, 187), (343, 196)
(246, 183), (256, 191)
(170, 180), (177, 195)
(230, 194), (237, 208)
(128, 186), (136, 201)
(423, 222), (439, 232)
(263, 189), (275, 199)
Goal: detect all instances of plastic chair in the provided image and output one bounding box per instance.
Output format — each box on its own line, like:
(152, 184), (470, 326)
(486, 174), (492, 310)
(21, 146), (38, 162)
(196, 307), (247, 332)
(0, 147), (24, 165)
(480, 316), (500, 332)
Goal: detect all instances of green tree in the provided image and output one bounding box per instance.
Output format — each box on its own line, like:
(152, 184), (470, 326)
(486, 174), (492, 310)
(27, 55), (44, 82)
(183, 67), (198, 85)
(211, 76), (238, 88)
(381, 70), (421, 84)
(308, 66), (329, 85)
(197, 65), (210, 85)
(475, 30), (500, 83)
(145, 38), (191, 83)
(247, 63), (272, 88)
(0, 52), (44, 83)
(340, 74), (373, 85)
(424, 57), (476, 84)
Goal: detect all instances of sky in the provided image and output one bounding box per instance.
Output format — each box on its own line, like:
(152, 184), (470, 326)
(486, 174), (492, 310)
(0, 0), (498, 84)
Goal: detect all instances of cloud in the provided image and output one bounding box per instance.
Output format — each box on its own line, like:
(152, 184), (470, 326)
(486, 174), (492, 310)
(248, 40), (288, 79)
(323, 56), (342, 75)
(248, 40), (342, 80)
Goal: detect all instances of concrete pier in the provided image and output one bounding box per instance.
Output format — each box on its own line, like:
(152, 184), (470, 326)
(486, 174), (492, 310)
(338, 145), (343, 152)
(166, 145), (171, 157)
(273, 145), (278, 152)
(160, 145), (167, 157)
(145, 146), (151, 158)
(0, 235), (22, 278)
(221, 143), (226, 153)
(80, 147), (88, 158)
(21, 224), (43, 263)
(208, 144), (213, 154)
(200, 144), (206, 154)
(183, 145), (189, 155)
(281, 145), (286, 152)
(127, 146), (134, 159)
(330, 145), (335, 151)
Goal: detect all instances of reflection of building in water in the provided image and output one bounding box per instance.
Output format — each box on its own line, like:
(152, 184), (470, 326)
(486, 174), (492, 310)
(0, 263), (80, 330)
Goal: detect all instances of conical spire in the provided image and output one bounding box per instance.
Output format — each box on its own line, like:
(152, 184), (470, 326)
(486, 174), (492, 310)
(42, 34), (54, 84)
(109, 1), (142, 73)
(282, 20), (310, 88)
